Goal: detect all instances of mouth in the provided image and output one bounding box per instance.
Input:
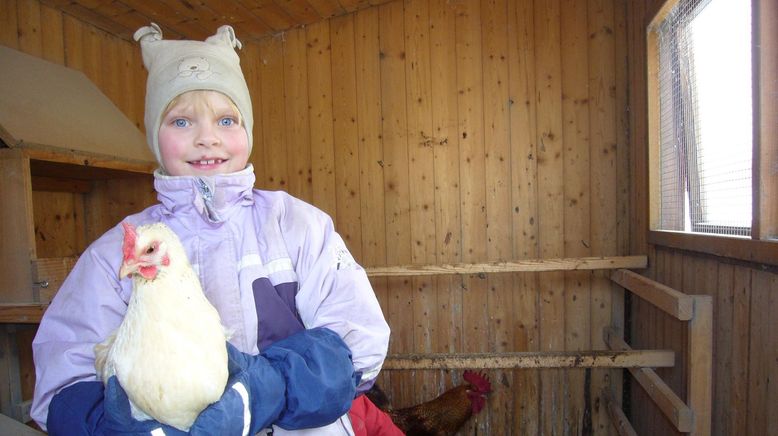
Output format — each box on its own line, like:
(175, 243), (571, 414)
(188, 158), (227, 169)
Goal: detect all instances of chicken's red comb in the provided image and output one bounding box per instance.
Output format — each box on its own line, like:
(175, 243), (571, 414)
(463, 370), (491, 393)
(121, 222), (137, 261)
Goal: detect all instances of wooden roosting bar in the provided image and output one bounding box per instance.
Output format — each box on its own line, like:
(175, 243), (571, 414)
(365, 256), (712, 436)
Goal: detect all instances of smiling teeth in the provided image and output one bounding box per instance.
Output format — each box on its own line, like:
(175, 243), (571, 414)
(194, 159), (222, 165)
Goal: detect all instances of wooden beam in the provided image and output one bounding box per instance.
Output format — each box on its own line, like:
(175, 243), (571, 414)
(603, 387), (638, 436)
(610, 268), (694, 320)
(366, 255), (647, 277)
(687, 296), (713, 436)
(606, 328), (693, 432)
(0, 304), (47, 324)
(383, 349), (674, 370)
(648, 230), (778, 268)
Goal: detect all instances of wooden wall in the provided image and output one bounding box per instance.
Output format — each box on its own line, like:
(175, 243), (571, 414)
(1, 0), (633, 434)
(627, 1), (778, 435)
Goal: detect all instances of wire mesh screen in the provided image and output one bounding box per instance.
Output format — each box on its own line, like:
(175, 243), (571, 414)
(655, 0), (752, 237)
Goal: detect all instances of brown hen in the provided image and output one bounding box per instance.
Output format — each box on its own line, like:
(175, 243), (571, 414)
(365, 371), (492, 436)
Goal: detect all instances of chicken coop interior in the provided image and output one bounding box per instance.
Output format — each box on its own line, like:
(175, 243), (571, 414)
(0, 0), (776, 434)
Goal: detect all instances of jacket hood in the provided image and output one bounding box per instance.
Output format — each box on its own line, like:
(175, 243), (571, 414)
(154, 164), (255, 224)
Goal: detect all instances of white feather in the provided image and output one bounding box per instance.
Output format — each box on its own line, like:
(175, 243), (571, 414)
(95, 223), (229, 431)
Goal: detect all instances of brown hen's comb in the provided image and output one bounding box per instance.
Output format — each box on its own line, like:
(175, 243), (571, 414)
(463, 370), (491, 393)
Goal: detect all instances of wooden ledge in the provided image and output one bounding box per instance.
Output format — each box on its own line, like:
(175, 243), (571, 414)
(383, 349), (674, 370)
(0, 304), (48, 324)
(366, 255), (647, 277)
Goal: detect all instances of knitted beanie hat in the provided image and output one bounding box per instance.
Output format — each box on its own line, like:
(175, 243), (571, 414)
(134, 23), (253, 166)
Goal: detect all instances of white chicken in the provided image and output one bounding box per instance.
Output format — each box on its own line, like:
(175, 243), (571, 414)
(94, 222), (229, 431)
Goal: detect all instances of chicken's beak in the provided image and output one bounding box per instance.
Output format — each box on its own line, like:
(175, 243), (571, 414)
(119, 262), (135, 279)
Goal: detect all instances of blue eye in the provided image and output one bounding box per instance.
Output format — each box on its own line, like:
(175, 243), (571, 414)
(218, 117), (235, 127)
(173, 118), (189, 128)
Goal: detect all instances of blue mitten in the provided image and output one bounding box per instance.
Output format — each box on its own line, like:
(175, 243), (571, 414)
(48, 328), (358, 435)
(263, 327), (362, 429)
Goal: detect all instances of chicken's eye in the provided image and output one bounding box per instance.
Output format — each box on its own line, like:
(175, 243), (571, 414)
(146, 246), (155, 254)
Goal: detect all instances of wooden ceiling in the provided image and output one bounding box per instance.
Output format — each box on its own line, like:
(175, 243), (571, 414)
(39, 0), (396, 42)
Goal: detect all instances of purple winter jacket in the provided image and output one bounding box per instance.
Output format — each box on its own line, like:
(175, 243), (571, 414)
(30, 165), (391, 430)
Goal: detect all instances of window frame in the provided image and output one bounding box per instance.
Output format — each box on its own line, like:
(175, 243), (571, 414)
(646, 0), (778, 266)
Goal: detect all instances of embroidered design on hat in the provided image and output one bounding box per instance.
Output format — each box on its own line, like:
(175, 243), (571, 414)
(177, 57), (213, 80)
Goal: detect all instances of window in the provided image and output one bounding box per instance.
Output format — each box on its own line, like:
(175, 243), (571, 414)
(653, 0), (752, 237)
(647, 0), (777, 265)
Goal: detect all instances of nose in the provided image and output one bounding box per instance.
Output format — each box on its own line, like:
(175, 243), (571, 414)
(195, 123), (220, 147)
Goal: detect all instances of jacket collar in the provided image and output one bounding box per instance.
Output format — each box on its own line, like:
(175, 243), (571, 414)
(154, 164), (255, 224)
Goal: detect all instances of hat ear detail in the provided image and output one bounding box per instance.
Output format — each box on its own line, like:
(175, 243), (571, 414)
(133, 23), (162, 43)
(207, 25), (242, 51)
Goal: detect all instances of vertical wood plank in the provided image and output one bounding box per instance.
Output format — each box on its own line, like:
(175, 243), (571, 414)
(39, 4), (64, 64)
(282, 28), (313, 203)
(243, 41), (265, 184)
(379, 0), (414, 407)
(730, 265), (751, 435)
(354, 7), (388, 344)
(0, 0), (19, 49)
(403, 0), (437, 405)
(16, 0), (41, 56)
(481, 0), (511, 431)
(81, 24), (103, 90)
(713, 263), (733, 436)
(428, 2), (463, 412)
(746, 269), (770, 436)
(588, 0), (618, 433)
(0, 151), (36, 303)
(62, 14), (84, 72)
(258, 37), (289, 192)
(100, 34), (122, 110)
(354, 5), (385, 269)
(305, 20), (337, 217)
(508, 0), (539, 432)
(454, 0), (489, 429)
(766, 273), (778, 433)
(534, 0), (565, 432)
(756, 0), (778, 239)
(561, 0), (591, 432)
(330, 14), (364, 259)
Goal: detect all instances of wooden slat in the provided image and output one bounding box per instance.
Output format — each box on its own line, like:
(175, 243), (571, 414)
(305, 20), (336, 218)
(384, 349), (674, 370)
(507, 0), (540, 430)
(353, 5), (384, 269)
(603, 387), (639, 436)
(756, 0), (778, 240)
(330, 13), (363, 259)
(378, 0), (414, 409)
(0, 0), (19, 48)
(404, 0), (438, 410)
(687, 295), (712, 436)
(610, 268), (694, 320)
(257, 37), (288, 191)
(649, 230), (778, 268)
(40, 4), (65, 64)
(281, 28), (312, 202)
(17, 0), (43, 57)
(0, 304), (47, 324)
(31, 257), (78, 304)
(366, 255), (647, 277)
(560, 0), (591, 431)
(0, 150), (36, 303)
(607, 327), (694, 433)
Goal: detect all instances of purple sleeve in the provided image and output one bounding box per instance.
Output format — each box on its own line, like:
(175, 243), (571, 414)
(278, 196), (390, 391)
(31, 225), (129, 431)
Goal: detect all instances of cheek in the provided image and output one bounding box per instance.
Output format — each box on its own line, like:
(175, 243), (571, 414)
(225, 129), (250, 168)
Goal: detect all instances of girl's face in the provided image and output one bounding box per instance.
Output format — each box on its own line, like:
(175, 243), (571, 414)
(158, 91), (249, 177)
